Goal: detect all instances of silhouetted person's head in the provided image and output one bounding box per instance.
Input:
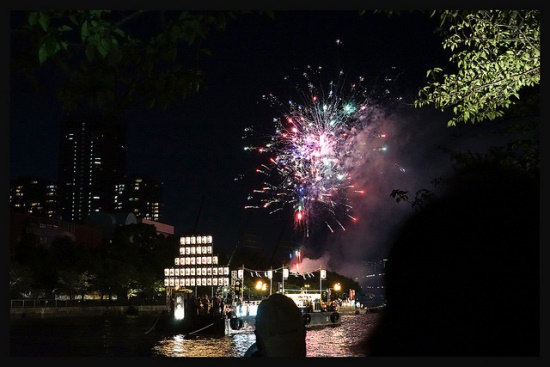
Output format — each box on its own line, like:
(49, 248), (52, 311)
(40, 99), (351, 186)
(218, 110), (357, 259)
(253, 293), (307, 357)
(364, 162), (539, 356)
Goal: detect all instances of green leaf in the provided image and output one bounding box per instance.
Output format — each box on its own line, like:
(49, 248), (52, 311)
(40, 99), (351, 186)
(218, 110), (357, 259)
(38, 12), (49, 32)
(28, 12), (38, 26)
(81, 20), (90, 40)
(38, 44), (48, 64)
(97, 37), (110, 57)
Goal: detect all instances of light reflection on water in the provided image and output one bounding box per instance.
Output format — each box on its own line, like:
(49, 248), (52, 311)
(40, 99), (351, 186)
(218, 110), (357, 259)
(152, 333), (256, 357)
(152, 313), (380, 357)
(10, 311), (380, 357)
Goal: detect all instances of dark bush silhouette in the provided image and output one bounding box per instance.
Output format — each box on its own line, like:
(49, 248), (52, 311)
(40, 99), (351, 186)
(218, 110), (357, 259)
(363, 162), (539, 356)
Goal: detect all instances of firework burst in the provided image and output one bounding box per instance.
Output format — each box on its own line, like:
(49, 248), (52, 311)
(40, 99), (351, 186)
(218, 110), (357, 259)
(244, 66), (388, 237)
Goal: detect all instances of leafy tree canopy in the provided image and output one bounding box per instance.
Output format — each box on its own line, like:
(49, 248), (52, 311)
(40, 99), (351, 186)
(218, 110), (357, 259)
(11, 10), (274, 114)
(414, 10), (540, 126)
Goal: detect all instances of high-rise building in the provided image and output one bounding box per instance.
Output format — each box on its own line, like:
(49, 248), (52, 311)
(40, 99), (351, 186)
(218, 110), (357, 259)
(114, 175), (163, 222)
(57, 110), (127, 223)
(10, 176), (61, 218)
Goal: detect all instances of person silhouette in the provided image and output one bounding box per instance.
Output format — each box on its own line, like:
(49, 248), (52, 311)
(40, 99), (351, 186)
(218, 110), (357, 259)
(244, 293), (307, 357)
(363, 161), (539, 356)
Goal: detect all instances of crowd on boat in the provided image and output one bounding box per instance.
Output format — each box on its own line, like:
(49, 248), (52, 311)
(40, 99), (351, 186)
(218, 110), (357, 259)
(168, 292), (360, 322)
(170, 293), (228, 318)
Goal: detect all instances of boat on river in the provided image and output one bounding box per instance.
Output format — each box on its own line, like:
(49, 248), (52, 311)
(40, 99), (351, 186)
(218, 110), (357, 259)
(152, 301), (341, 336)
(150, 295), (341, 337)
(158, 235), (341, 337)
(224, 310), (342, 335)
(223, 295), (342, 335)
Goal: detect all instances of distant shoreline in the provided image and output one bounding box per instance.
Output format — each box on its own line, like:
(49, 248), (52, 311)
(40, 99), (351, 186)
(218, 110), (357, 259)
(10, 304), (168, 318)
(10, 305), (377, 319)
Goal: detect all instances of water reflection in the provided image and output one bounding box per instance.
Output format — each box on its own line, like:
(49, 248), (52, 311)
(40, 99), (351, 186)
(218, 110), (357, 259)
(152, 313), (380, 357)
(10, 311), (380, 357)
(153, 333), (256, 357)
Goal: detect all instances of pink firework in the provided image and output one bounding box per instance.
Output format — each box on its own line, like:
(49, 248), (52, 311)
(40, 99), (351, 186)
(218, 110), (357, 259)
(244, 66), (386, 237)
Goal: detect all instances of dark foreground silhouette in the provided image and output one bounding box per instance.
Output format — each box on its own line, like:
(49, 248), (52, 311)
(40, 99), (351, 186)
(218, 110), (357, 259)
(244, 293), (307, 357)
(362, 162), (540, 356)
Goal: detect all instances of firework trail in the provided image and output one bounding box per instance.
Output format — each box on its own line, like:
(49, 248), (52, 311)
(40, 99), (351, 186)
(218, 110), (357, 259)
(244, 66), (389, 238)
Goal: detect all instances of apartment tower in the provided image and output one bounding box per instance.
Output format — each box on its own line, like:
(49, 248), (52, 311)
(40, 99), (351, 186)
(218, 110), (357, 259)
(57, 110), (127, 223)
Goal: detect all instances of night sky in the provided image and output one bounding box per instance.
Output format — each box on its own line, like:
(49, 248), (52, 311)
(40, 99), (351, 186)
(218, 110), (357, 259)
(9, 10), (512, 282)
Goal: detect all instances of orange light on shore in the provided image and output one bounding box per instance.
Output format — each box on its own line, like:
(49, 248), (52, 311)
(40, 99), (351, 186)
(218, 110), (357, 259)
(255, 280), (267, 291)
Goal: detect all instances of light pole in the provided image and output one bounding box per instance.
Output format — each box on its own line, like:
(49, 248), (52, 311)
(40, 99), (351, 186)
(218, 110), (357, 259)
(237, 265), (244, 302)
(282, 265), (289, 294)
(241, 264), (245, 301)
(268, 268), (273, 295)
(319, 268), (326, 299)
(282, 265), (284, 293)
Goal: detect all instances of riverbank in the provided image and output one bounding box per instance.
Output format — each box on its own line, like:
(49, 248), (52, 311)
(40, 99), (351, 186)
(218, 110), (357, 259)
(10, 304), (381, 319)
(10, 304), (168, 318)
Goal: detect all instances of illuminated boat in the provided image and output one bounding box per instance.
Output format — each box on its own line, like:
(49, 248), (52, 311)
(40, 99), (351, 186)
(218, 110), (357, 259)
(152, 292), (341, 337)
(224, 296), (341, 336)
(157, 235), (341, 337)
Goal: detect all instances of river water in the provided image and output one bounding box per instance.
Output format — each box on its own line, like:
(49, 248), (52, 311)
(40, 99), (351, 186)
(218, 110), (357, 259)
(10, 312), (381, 357)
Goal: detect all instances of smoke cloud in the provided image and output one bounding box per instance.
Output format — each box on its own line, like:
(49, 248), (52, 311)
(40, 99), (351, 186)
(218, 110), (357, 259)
(298, 102), (484, 288)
